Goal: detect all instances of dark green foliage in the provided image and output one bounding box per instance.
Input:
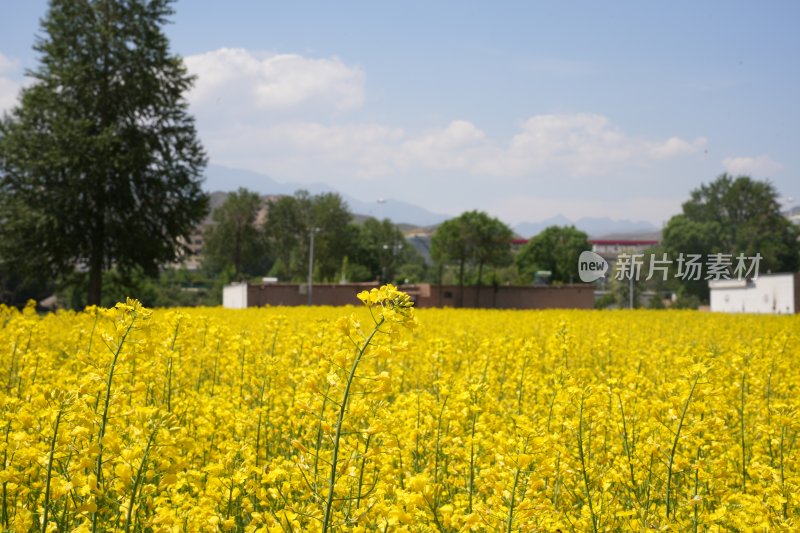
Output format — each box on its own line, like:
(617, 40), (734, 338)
(516, 225), (590, 284)
(661, 174), (799, 301)
(348, 217), (424, 283)
(312, 193), (359, 281)
(431, 210), (513, 306)
(264, 191), (355, 282)
(58, 267), (221, 309)
(0, 261), (55, 308)
(0, 0), (207, 305)
(203, 188), (270, 278)
(671, 293), (701, 310)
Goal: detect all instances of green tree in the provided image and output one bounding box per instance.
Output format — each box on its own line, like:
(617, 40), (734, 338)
(472, 213), (514, 287)
(0, 0), (207, 306)
(203, 188), (270, 278)
(348, 217), (423, 283)
(662, 174), (800, 301)
(516, 225), (590, 284)
(0, 261), (54, 308)
(264, 191), (354, 282)
(599, 247), (669, 310)
(431, 210), (513, 306)
(312, 192), (357, 281)
(659, 215), (721, 301)
(265, 191), (312, 281)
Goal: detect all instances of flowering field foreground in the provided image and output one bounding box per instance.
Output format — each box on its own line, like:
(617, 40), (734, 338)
(1, 290), (798, 532)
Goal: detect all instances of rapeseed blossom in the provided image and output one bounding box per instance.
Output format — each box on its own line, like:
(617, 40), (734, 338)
(0, 289), (796, 530)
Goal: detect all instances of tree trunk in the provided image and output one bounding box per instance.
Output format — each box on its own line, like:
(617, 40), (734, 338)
(87, 199), (105, 306)
(458, 258), (465, 308)
(492, 269), (498, 308)
(475, 261), (483, 307)
(438, 263), (443, 306)
(88, 17), (110, 309)
(88, 245), (103, 306)
(234, 230), (241, 279)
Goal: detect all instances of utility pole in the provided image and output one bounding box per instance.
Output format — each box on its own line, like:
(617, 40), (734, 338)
(629, 272), (634, 309)
(308, 227), (319, 305)
(381, 240), (403, 284)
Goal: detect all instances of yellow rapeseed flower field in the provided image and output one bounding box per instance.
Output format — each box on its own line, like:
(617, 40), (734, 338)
(1, 286), (798, 531)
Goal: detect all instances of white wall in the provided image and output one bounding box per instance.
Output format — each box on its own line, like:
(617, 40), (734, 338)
(223, 283), (248, 309)
(709, 274), (795, 314)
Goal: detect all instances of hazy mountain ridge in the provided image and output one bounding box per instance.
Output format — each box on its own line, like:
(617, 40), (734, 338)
(204, 165), (450, 227)
(513, 217), (660, 239)
(203, 164), (662, 237)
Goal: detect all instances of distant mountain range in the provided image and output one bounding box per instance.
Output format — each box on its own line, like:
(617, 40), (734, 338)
(204, 164), (449, 227)
(512, 216), (659, 239)
(203, 164), (661, 238)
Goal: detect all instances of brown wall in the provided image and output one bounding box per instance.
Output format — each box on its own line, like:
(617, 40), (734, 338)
(410, 284), (594, 309)
(246, 283), (380, 307)
(245, 283), (595, 310)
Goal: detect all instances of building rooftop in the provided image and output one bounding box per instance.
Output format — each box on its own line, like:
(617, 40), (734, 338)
(589, 239), (660, 246)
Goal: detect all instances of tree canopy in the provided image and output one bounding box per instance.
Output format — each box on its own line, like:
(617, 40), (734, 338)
(0, 0), (207, 305)
(203, 188), (269, 279)
(516, 225), (591, 284)
(431, 210), (513, 306)
(349, 217), (423, 283)
(264, 191), (355, 282)
(662, 174), (800, 301)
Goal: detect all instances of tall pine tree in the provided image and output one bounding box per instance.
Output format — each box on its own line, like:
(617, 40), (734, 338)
(0, 0), (208, 305)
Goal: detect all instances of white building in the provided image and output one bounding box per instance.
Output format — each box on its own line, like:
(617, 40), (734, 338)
(223, 283), (249, 309)
(709, 273), (799, 314)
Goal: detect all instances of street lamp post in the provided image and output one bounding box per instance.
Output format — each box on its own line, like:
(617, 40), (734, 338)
(308, 227), (319, 305)
(381, 241), (403, 284)
(381, 244), (389, 283)
(629, 272), (634, 309)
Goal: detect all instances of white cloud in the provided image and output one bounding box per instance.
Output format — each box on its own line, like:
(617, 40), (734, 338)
(722, 155), (783, 177)
(0, 53), (18, 73)
(184, 48), (364, 114)
(647, 136), (708, 159)
(486, 194), (682, 225)
(503, 114), (706, 176)
(0, 78), (20, 113)
(0, 52), (22, 114)
(180, 48), (705, 186)
(202, 121), (407, 183)
(503, 114), (636, 175)
(398, 113), (706, 178)
(402, 120), (496, 172)
(178, 47), (709, 224)
(198, 113), (707, 185)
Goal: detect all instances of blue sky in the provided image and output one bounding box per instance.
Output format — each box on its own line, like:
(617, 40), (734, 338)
(1, 1), (798, 225)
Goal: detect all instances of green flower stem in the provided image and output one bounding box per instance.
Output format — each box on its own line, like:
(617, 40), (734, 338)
(322, 316), (384, 532)
(92, 312), (137, 533)
(41, 404), (64, 533)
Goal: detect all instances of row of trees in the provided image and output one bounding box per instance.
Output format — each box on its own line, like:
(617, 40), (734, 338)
(428, 212), (593, 306)
(202, 189), (424, 285)
(202, 192), (601, 301)
(425, 173), (800, 309)
(7, 169), (794, 309)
